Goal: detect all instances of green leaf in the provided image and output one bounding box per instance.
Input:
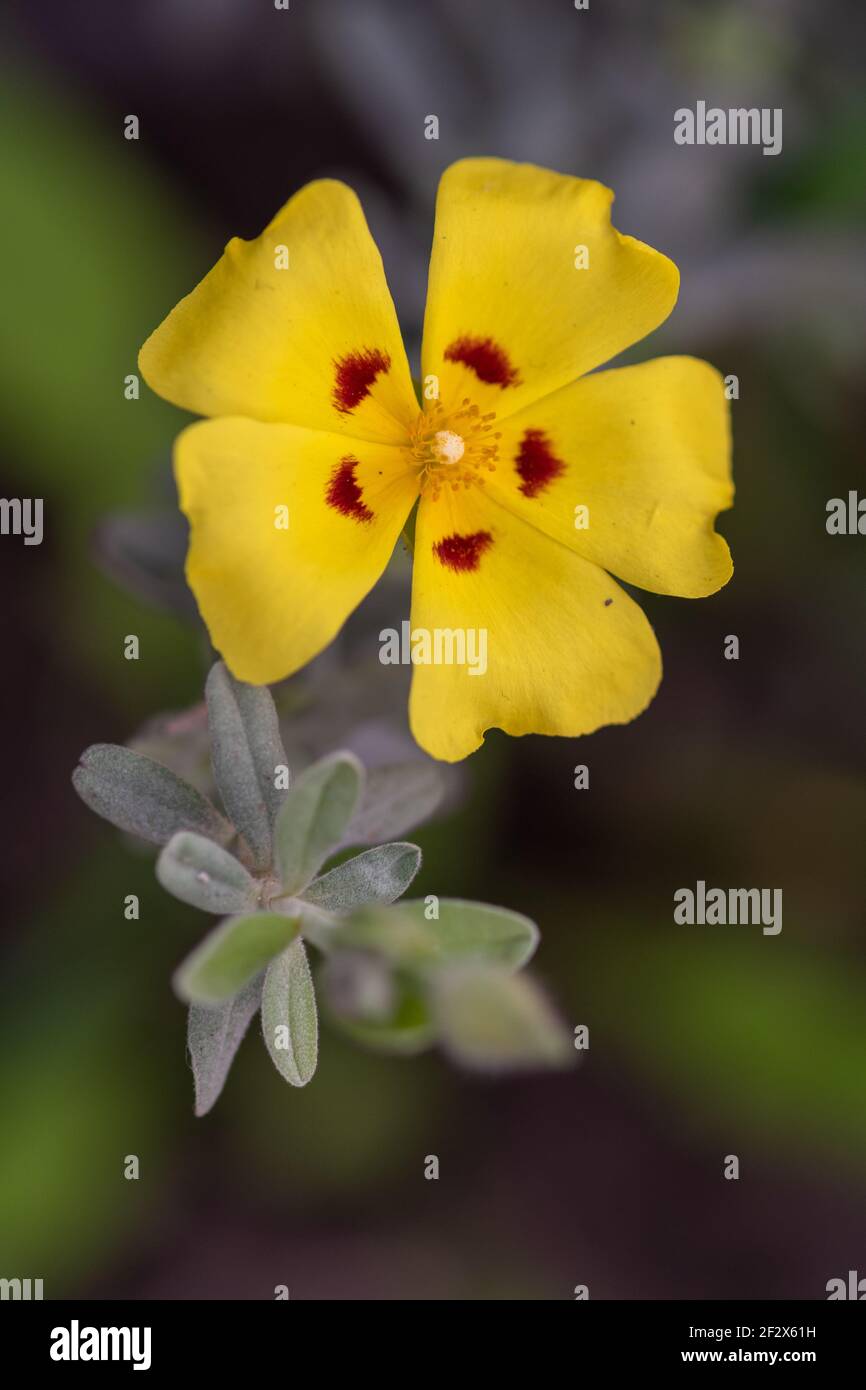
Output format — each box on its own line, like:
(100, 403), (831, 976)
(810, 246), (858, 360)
(403, 900), (539, 967)
(72, 743), (231, 847)
(303, 842), (421, 912)
(173, 912), (300, 1006)
(432, 966), (573, 1072)
(401, 899), (539, 970)
(274, 752), (363, 895)
(326, 899), (539, 971)
(187, 975), (263, 1117)
(205, 661), (288, 870)
(156, 832), (257, 915)
(326, 905), (437, 964)
(342, 761), (444, 846)
(261, 939), (318, 1087)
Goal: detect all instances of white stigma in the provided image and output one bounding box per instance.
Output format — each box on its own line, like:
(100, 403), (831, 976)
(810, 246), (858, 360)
(433, 429), (465, 465)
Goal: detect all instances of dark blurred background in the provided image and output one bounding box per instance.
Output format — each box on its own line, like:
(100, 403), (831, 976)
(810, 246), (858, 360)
(1, 0), (865, 1300)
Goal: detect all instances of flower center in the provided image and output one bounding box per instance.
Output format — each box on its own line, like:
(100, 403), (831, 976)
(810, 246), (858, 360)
(433, 430), (465, 465)
(409, 399), (501, 500)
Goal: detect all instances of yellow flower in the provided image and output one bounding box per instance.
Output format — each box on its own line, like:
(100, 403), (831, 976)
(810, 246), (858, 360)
(140, 159), (733, 763)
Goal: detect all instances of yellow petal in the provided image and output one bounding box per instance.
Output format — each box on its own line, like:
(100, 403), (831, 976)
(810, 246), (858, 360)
(488, 356), (733, 597)
(176, 417), (418, 684)
(408, 485), (661, 762)
(141, 180), (417, 444)
(421, 158), (679, 422)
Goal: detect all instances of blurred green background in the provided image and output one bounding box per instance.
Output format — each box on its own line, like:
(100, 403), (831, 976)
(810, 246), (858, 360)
(1, 0), (864, 1299)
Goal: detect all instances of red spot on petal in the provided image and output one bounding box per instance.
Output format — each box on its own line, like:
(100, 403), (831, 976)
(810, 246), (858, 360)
(333, 348), (390, 413)
(444, 336), (520, 388)
(515, 428), (565, 498)
(433, 530), (493, 573)
(326, 457), (374, 524)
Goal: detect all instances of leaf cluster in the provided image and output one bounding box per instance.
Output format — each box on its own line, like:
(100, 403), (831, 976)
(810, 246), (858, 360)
(73, 664), (571, 1113)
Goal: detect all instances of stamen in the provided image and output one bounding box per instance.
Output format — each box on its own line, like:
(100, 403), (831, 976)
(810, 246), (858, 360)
(409, 398), (501, 499)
